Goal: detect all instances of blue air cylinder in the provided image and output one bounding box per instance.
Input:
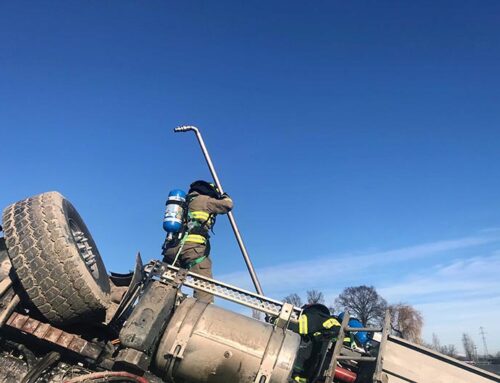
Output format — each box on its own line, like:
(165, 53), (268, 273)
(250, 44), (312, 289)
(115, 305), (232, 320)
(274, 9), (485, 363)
(163, 189), (187, 233)
(338, 312), (369, 346)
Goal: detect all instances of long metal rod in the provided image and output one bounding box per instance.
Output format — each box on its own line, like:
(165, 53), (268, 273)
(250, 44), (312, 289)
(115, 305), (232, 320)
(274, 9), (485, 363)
(173, 125), (264, 295)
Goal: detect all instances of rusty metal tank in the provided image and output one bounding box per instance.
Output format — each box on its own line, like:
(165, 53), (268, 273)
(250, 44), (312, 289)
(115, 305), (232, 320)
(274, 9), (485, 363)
(154, 298), (300, 383)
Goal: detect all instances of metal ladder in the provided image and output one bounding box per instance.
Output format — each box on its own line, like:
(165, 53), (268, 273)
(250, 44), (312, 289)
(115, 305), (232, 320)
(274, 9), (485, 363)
(323, 310), (390, 383)
(145, 261), (302, 322)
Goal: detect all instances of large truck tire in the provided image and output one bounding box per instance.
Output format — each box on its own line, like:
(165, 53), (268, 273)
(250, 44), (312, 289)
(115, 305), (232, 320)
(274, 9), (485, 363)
(1, 191), (110, 324)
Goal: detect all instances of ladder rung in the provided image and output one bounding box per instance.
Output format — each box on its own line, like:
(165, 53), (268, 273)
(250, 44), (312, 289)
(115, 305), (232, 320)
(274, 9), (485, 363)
(345, 327), (383, 332)
(337, 356), (377, 362)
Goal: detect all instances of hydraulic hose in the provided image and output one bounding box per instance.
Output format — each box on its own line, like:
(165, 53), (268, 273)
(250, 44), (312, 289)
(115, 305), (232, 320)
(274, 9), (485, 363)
(63, 371), (149, 383)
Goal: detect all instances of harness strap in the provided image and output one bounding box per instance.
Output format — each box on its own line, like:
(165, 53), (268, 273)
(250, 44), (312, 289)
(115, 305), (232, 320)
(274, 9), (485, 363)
(171, 228), (191, 266)
(187, 209), (214, 239)
(186, 255), (207, 269)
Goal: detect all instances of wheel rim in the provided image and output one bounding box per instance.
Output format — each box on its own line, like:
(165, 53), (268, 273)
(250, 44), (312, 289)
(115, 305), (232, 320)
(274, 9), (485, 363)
(69, 219), (100, 280)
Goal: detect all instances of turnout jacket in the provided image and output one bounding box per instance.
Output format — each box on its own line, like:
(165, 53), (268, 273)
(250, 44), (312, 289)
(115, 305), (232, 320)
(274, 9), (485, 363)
(183, 191), (233, 245)
(163, 191), (233, 263)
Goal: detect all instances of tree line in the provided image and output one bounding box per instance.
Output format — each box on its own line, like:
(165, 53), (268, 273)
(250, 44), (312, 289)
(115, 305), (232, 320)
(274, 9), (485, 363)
(283, 285), (483, 359)
(284, 285), (423, 344)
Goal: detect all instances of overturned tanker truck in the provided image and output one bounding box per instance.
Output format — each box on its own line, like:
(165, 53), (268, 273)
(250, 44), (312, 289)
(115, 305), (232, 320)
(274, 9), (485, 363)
(1, 193), (500, 383)
(1, 128), (500, 383)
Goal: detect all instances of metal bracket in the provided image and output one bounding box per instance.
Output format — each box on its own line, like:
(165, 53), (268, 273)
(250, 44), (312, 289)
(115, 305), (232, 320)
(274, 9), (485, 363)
(254, 303), (294, 383)
(115, 348), (150, 372)
(254, 331), (286, 383)
(274, 303), (293, 330)
(167, 301), (208, 360)
(107, 253), (145, 330)
(165, 301), (209, 381)
(170, 267), (189, 289)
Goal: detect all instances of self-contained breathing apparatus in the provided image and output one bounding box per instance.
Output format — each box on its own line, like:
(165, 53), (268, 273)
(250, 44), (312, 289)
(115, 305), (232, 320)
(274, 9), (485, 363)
(163, 189), (187, 243)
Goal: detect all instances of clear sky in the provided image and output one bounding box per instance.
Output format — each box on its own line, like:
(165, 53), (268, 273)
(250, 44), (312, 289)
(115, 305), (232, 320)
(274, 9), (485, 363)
(1, 1), (499, 354)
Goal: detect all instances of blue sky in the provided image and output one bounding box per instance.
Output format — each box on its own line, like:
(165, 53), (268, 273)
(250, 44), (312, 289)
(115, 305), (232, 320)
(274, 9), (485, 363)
(1, 1), (499, 354)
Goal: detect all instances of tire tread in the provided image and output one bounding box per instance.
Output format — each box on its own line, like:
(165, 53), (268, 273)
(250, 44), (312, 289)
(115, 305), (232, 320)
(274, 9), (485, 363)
(2, 192), (109, 324)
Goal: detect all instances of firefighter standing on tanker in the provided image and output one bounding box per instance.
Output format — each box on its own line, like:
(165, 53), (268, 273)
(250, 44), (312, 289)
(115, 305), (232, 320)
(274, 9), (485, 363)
(162, 180), (233, 303)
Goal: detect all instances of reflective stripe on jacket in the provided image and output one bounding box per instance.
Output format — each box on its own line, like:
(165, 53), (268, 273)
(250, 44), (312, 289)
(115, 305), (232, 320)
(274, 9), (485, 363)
(185, 234), (207, 244)
(184, 192), (233, 244)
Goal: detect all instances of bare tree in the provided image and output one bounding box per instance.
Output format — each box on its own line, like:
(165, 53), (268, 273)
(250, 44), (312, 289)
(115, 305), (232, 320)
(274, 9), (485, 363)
(388, 303), (423, 343)
(306, 290), (325, 305)
(431, 333), (441, 351)
(441, 344), (458, 358)
(283, 293), (303, 307)
(462, 333), (477, 361)
(334, 285), (387, 326)
(425, 333), (458, 358)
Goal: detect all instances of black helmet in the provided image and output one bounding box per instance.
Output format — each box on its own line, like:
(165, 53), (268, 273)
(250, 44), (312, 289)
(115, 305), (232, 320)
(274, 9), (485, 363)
(189, 180), (219, 198)
(301, 303), (331, 316)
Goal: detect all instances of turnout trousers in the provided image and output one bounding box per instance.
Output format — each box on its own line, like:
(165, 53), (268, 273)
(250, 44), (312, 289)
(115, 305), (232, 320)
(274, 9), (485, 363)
(163, 241), (214, 303)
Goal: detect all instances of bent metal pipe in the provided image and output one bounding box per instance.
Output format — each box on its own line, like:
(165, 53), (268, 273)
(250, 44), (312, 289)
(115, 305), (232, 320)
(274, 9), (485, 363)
(173, 125), (264, 295)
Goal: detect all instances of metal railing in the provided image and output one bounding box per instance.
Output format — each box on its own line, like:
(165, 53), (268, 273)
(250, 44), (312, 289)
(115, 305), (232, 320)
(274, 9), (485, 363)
(145, 261), (301, 321)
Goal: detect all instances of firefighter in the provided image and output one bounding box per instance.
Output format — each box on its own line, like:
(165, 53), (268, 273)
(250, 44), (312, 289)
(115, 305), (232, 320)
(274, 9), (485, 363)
(291, 304), (342, 383)
(162, 180), (233, 303)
